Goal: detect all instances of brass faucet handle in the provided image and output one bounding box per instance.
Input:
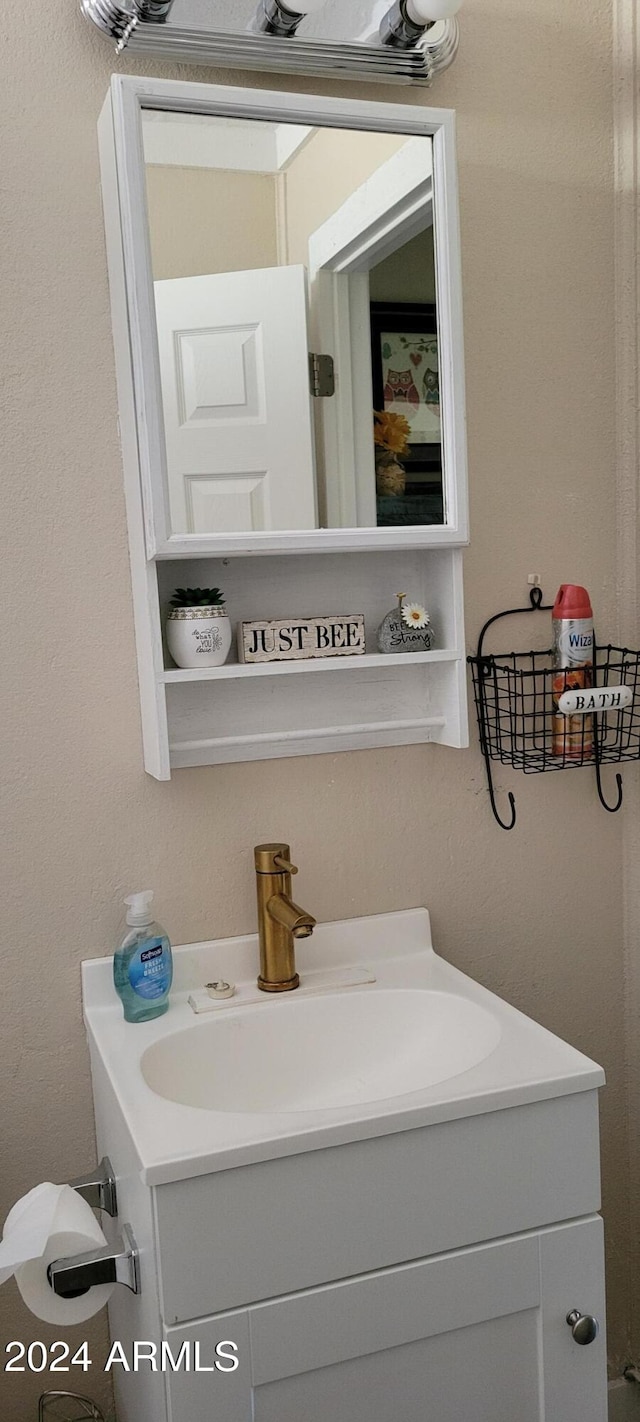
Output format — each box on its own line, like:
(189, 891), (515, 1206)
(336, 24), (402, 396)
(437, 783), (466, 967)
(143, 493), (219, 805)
(254, 843), (298, 875)
(273, 854), (298, 875)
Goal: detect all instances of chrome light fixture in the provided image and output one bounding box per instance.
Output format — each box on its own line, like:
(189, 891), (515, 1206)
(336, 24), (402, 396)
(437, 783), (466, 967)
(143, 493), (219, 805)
(80, 0), (174, 48)
(255, 0), (327, 39)
(380, 0), (462, 49)
(80, 0), (462, 86)
(80, 0), (138, 45)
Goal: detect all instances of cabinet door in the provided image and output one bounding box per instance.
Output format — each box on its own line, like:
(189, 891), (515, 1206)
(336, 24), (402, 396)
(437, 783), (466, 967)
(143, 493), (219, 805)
(164, 1218), (606, 1422)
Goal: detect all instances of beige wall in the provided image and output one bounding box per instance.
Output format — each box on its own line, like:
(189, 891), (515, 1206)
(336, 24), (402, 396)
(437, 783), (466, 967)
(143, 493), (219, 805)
(283, 127), (412, 263)
(145, 140), (435, 298)
(0, 1), (627, 1416)
(146, 164), (279, 278)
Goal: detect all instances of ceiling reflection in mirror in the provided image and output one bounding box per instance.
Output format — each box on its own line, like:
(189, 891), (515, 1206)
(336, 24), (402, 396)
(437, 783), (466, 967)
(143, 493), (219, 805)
(143, 110), (440, 534)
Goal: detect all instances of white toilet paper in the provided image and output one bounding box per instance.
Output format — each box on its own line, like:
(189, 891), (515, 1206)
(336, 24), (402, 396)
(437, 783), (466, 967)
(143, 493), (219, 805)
(0, 1183), (115, 1324)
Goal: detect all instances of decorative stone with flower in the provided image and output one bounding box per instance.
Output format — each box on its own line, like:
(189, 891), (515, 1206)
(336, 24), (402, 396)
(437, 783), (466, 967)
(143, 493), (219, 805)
(377, 593), (435, 655)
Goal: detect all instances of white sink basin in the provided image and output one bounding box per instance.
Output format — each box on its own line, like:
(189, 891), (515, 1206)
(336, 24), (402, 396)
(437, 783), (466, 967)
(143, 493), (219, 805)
(82, 909), (605, 1184)
(140, 988), (502, 1114)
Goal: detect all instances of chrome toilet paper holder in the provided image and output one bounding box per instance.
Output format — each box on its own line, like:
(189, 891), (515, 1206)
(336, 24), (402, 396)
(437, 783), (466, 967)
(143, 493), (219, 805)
(48, 1223), (140, 1298)
(67, 1157), (118, 1218)
(47, 1157), (141, 1298)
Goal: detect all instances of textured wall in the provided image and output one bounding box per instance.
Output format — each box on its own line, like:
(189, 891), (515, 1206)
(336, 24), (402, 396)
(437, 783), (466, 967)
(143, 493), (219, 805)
(282, 126), (408, 262)
(0, 0), (626, 1415)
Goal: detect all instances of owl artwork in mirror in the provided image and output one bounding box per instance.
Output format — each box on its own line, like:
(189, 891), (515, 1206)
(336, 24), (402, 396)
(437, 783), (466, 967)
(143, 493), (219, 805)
(141, 108), (449, 538)
(371, 300), (442, 526)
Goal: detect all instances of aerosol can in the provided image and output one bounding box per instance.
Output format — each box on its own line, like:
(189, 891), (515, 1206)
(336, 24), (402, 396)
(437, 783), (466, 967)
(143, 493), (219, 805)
(552, 584), (594, 759)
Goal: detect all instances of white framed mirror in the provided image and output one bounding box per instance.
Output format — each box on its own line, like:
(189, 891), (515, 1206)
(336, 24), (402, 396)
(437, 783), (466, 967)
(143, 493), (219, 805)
(100, 77), (468, 557)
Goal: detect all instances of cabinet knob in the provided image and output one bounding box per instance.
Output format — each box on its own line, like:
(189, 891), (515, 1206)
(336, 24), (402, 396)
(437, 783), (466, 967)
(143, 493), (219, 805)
(566, 1310), (599, 1345)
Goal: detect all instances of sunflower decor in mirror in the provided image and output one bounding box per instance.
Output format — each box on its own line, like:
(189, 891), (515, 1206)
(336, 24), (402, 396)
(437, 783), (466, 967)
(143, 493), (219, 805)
(374, 411), (411, 502)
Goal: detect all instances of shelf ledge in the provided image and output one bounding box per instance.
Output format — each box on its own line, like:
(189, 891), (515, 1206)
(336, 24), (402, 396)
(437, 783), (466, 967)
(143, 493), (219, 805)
(169, 717), (447, 766)
(162, 649), (461, 683)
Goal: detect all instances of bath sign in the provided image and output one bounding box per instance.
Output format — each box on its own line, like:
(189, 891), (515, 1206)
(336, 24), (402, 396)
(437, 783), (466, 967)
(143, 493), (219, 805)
(238, 614), (366, 664)
(558, 685), (632, 715)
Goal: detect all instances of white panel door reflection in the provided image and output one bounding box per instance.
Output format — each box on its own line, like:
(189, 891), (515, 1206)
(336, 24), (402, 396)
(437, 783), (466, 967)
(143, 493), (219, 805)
(154, 264), (317, 533)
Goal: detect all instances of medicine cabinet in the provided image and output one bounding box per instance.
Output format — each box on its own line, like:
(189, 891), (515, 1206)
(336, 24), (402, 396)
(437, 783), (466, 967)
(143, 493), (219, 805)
(98, 76), (469, 776)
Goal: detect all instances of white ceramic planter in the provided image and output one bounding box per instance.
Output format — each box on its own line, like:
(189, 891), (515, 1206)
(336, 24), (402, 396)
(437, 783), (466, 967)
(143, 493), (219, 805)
(167, 607), (232, 669)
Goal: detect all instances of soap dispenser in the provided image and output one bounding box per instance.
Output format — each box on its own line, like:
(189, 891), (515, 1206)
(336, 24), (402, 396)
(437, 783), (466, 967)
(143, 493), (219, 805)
(113, 891), (173, 1023)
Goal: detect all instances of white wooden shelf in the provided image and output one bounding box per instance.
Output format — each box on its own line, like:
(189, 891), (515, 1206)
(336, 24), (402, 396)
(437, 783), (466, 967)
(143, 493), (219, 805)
(153, 547), (468, 774)
(161, 649), (461, 683)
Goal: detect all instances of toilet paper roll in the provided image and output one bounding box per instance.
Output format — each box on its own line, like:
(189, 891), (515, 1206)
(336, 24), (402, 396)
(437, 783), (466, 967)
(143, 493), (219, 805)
(0, 1183), (115, 1324)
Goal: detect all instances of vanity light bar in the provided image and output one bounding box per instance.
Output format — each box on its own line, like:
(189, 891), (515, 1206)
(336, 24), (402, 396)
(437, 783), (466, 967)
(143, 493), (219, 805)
(80, 0), (138, 46)
(123, 23), (459, 84)
(80, 1), (460, 86)
(380, 0), (462, 50)
(255, 0), (329, 39)
(80, 0), (173, 48)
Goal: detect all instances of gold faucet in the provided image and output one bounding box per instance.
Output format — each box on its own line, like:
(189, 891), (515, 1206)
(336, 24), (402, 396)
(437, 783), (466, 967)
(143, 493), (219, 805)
(254, 843), (316, 992)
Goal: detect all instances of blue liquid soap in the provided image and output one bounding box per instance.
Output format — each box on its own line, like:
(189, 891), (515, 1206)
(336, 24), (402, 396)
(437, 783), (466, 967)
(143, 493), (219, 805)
(113, 891), (173, 1023)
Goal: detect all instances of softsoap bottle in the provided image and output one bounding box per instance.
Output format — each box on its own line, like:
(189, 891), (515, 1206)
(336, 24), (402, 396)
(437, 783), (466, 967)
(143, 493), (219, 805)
(113, 891), (173, 1023)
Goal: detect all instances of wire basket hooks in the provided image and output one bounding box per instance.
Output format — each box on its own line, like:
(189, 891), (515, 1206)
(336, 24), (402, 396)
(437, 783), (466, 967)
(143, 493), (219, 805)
(467, 586), (640, 830)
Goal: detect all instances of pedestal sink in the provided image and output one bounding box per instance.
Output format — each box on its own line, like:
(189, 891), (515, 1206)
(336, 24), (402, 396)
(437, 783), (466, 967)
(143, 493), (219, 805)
(140, 988), (502, 1114)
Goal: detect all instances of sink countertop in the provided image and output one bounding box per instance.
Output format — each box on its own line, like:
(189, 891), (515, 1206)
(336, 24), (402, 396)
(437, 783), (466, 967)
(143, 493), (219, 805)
(82, 909), (604, 1186)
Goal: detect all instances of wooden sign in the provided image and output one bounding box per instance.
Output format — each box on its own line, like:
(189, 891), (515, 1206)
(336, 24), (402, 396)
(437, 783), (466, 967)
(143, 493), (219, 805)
(238, 614), (366, 664)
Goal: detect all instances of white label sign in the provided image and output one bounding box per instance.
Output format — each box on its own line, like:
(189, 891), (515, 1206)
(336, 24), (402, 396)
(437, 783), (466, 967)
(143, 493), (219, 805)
(558, 685), (632, 715)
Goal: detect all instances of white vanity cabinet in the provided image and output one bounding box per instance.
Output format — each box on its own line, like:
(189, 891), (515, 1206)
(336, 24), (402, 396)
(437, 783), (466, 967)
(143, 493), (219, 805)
(164, 1219), (605, 1422)
(82, 915), (607, 1421)
(97, 1091), (607, 1422)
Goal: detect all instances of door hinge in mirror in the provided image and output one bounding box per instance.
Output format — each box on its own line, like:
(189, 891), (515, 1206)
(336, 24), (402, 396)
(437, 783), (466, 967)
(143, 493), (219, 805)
(309, 354), (335, 398)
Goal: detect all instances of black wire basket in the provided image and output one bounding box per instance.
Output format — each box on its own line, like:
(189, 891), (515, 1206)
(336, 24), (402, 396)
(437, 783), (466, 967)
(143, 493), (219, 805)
(467, 588), (640, 828)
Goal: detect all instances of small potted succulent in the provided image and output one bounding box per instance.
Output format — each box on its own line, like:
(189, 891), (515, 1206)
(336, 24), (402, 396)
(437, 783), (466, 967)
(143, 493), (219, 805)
(166, 588), (232, 669)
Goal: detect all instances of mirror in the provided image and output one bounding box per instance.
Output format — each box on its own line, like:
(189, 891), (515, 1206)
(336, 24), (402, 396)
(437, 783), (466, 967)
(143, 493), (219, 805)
(141, 110), (443, 535)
